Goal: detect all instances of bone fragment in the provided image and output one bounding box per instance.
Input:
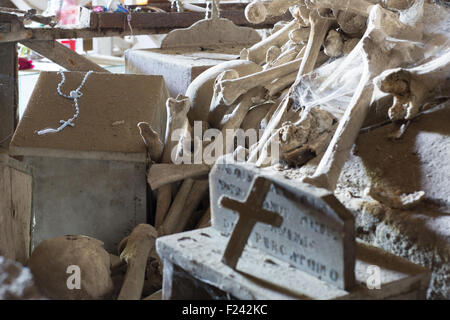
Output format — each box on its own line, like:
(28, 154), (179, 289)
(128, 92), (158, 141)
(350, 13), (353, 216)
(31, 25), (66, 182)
(245, 0), (299, 24)
(242, 19), (299, 65)
(267, 45), (305, 69)
(297, 9), (333, 77)
(324, 30), (344, 57)
(216, 58), (302, 105)
(118, 224), (158, 300)
(343, 38), (360, 55)
(308, 0), (374, 17)
(337, 11), (367, 35)
(241, 102), (275, 132)
(366, 186), (425, 209)
(186, 60), (262, 124)
(155, 95), (190, 228)
(271, 20), (291, 34)
(159, 179), (209, 236)
(248, 96), (291, 164)
(266, 45), (282, 64)
(279, 108), (337, 165)
(245, 1), (268, 24)
(376, 51), (450, 121)
(137, 122), (164, 162)
(148, 164), (210, 190)
(291, 4), (311, 26)
(265, 72), (298, 96)
(289, 27), (311, 44)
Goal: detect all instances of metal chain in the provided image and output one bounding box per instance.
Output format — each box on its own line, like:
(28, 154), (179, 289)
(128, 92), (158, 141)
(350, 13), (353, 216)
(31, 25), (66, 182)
(36, 70), (94, 136)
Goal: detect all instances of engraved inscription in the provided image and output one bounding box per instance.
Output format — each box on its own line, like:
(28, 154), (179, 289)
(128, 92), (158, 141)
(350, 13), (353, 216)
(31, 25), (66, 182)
(210, 161), (354, 289)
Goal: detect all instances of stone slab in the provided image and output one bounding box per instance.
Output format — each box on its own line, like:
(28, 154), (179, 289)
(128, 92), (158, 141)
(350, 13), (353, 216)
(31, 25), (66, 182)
(10, 71), (169, 156)
(210, 160), (355, 289)
(125, 47), (241, 97)
(25, 156), (147, 253)
(156, 227), (430, 300)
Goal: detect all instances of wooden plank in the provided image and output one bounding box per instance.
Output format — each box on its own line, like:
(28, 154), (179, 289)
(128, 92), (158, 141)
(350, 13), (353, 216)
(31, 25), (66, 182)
(0, 10), (290, 42)
(10, 168), (32, 264)
(0, 150), (32, 264)
(0, 166), (15, 260)
(0, 41), (17, 148)
(20, 40), (108, 72)
(95, 11), (289, 30)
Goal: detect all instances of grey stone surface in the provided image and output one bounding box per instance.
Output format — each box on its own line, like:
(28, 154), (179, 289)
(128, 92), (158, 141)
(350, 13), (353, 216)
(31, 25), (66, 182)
(210, 160), (355, 289)
(125, 47), (241, 97)
(26, 156), (147, 253)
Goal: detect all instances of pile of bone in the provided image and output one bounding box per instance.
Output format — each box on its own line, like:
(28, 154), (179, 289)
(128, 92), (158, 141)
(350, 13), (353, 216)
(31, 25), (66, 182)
(142, 0), (449, 234)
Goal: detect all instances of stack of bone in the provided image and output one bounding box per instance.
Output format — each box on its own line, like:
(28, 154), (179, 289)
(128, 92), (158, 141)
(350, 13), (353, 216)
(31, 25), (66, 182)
(19, 0), (449, 300)
(145, 0), (449, 236)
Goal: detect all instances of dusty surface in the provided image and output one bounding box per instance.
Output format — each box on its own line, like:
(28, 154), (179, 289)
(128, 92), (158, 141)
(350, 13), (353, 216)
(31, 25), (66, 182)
(284, 104), (450, 298)
(10, 72), (169, 154)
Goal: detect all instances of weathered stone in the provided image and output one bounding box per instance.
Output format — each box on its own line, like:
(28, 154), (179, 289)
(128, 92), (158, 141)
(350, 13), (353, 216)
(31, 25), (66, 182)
(210, 158), (355, 289)
(125, 47), (241, 97)
(156, 228), (430, 300)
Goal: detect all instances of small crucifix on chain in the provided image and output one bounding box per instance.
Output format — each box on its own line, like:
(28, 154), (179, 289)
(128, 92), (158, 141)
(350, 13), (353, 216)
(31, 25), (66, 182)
(219, 176), (283, 269)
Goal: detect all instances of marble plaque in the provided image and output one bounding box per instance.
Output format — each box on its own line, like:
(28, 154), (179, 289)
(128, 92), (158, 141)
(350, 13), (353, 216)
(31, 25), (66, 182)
(210, 159), (355, 289)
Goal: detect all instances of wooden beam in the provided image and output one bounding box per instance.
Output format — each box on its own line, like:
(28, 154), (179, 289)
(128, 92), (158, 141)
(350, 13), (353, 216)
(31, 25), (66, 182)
(20, 40), (109, 72)
(0, 11), (291, 42)
(0, 41), (17, 147)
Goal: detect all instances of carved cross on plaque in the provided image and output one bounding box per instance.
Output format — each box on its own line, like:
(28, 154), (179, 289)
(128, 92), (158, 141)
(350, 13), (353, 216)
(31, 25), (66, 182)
(220, 177), (283, 269)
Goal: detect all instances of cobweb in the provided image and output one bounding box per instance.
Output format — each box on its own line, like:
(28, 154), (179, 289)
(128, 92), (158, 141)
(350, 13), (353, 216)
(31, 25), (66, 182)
(291, 0), (450, 119)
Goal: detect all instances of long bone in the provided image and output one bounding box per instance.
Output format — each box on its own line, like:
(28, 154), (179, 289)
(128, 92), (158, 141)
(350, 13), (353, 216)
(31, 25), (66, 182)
(215, 57), (303, 106)
(245, 0), (301, 24)
(117, 224), (158, 300)
(154, 95), (190, 228)
(296, 8), (334, 77)
(302, 4), (425, 191)
(247, 96), (291, 163)
(187, 59), (262, 124)
(265, 45), (305, 69)
(242, 19), (299, 65)
(159, 179), (209, 236)
(265, 72), (298, 96)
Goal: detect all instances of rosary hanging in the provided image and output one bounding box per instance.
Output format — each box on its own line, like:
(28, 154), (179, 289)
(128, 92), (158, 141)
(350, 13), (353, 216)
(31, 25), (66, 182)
(36, 70), (93, 136)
